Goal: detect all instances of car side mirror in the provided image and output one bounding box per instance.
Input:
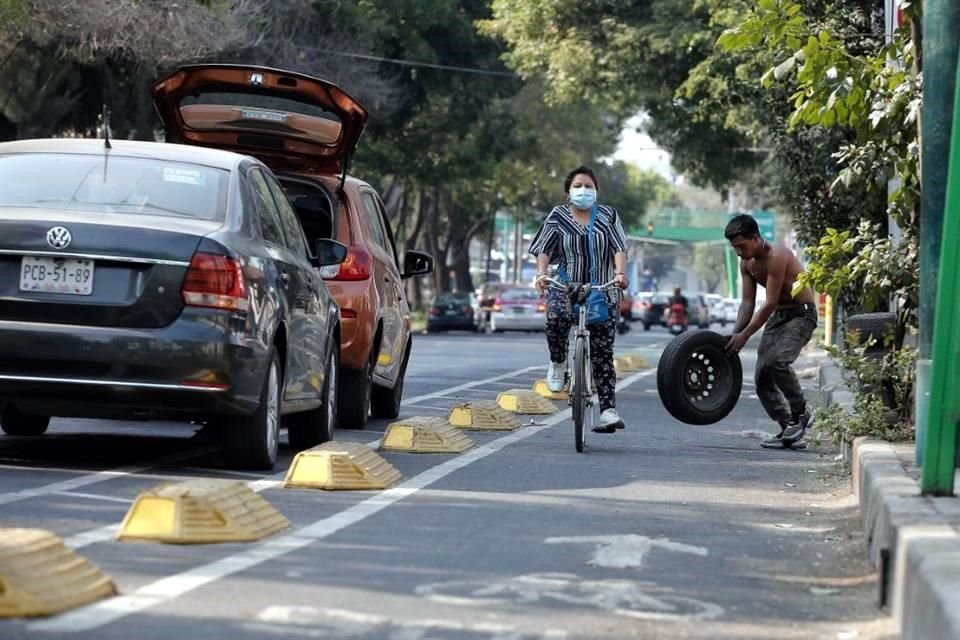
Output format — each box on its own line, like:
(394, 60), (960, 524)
(312, 239), (348, 267)
(402, 250), (434, 279)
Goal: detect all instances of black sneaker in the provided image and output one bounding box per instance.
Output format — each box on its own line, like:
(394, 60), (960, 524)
(760, 427), (787, 449)
(781, 420), (806, 444)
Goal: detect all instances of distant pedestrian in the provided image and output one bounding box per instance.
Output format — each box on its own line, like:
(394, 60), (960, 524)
(724, 214), (817, 450)
(530, 165), (629, 433)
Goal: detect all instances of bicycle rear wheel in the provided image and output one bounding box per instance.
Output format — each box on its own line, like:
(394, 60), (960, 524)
(572, 335), (587, 452)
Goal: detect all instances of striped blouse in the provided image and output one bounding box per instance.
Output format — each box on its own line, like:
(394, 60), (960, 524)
(528, 203), (628, 285)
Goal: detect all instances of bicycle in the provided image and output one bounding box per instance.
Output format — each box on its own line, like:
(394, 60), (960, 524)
(542, 276), (619, 452)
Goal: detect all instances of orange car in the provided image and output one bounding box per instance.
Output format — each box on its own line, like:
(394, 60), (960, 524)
(152, 64), (434, 428)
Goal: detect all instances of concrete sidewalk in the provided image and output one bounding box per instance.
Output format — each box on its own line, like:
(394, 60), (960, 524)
(819, 359), (960, 640)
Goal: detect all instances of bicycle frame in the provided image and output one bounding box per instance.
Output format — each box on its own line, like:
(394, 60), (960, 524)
(542, 278), (619, 430)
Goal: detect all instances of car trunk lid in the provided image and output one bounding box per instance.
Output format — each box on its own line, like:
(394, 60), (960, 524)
(151, 64), (368, 180)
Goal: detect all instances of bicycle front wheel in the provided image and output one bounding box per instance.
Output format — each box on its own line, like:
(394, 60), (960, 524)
(572, 335), (588, 452)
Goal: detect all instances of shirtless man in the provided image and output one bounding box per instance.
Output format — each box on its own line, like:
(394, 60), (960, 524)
(724, 214), (818, 450)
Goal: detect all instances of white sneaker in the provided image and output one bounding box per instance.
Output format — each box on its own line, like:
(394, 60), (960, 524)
(547, 361), (566, 392)
(599, 409), (625, 430)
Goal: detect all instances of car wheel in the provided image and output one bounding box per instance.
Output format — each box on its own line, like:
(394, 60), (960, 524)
(643, 323), (651, 331)
(371, 342), (409, 420)
(339, 348), (373, 429)
(1, 406), (50, 436)
(222, 347), (281, 470)
(287, 347), (338, 450)
(657, 330), (742, 425)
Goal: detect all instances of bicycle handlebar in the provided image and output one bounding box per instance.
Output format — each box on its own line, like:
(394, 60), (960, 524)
(540, 276), (620, 292)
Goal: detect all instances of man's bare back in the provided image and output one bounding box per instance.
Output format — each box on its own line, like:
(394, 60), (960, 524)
(741, 242), (814, 307)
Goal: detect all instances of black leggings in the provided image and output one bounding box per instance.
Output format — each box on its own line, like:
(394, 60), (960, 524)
(544, 288), (618, 412)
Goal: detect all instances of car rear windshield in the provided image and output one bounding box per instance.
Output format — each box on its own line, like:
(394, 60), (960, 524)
(500, 288), (540, 301)
(0, 153), (229, 220)
(651, 294), (671, 304)
(435, 293), (471, 305)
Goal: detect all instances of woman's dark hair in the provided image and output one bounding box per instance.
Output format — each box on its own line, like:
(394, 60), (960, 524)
(724, 214), (760, 240)
(564, 165), (599, 193)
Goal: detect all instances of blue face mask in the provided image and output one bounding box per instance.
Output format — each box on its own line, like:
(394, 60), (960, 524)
(569, 187), (597, 210)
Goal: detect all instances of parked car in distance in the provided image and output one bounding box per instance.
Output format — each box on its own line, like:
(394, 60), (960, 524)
(476, 281), (511, 331)
(487, 286), (546, 333)
(718, 298), (739, 326)
(426, 291), (479, 332)
(152, 64), (434, 430)
(686, 292), (712, 329)
(636, 291), (672, 330)
(619, 290), (634, 321)
(704, 293), (724, 324)
(0, 138), (348, 470)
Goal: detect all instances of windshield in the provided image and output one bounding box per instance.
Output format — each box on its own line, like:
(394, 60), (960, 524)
(500, 288), (540, 302)
(0, 153), (229, 220)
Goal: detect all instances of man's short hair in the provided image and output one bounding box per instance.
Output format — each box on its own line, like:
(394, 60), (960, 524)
(724, 214), (760, 241)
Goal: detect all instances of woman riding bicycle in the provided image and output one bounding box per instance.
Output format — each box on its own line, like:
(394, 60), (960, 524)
(531, 165), (629, 433)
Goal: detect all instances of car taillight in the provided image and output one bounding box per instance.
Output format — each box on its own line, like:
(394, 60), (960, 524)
(492, 299), (502, 312)
(320, 245), (372, 281)
(461, 305), (472, 314)
(181, 252), (248, 313)
(537, 302), (546, 312)
(429, 307), (441, 316)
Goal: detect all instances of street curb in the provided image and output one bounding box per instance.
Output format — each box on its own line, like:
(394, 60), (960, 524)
(851, 437), (960, 640)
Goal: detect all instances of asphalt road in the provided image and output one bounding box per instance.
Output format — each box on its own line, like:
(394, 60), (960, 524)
(0, 323), (895, 640)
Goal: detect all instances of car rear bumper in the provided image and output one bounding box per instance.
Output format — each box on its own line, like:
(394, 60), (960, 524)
(0, 311), (269, 419)
(326, 280), (375, 370)
(426, 314), (476, 330)
(490, 311), (545, 331)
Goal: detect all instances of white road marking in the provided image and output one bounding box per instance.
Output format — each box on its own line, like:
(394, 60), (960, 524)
(51, 491), (133, 505)
(255, 605), (567, 640)
(401, 366), (541, 405)
(0, 369), (538, 511)
(0, 446), (217, 507)
(544, 534), (707, 569)
(415, 571), (723, 622)
(31, 369), (655, 633)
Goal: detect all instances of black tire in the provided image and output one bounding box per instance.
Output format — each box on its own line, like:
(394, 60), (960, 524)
(657, 330), (742, 425)
(339, 348), (373, 429)
(1, 406), (50, 436)
(845, 312), (896, 352)
(222, 347), (281, 470)
(572, 335), (587, 453)
(287, 346), (338, 450)
(371, 342), (410, 419)
(643, 323), (651, 331)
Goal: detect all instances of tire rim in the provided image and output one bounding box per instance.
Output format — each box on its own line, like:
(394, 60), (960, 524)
(326, 352), (337, 439)
(682, 347), (735, 412)
(266, 362), (279, 458)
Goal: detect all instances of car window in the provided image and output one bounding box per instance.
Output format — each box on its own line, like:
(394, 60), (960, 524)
(265, 174), (310, 261)
(360, 191), (387, 251)
(248, 169), (286, 247)
(500, 288), (540, 302)
(0, 153), (228, 220)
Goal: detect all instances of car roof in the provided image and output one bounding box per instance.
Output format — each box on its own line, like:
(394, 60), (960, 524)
(0, 138), (248, 172)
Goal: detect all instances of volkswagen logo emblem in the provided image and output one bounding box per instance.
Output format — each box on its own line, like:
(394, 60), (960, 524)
(46, 226), (72, 250)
